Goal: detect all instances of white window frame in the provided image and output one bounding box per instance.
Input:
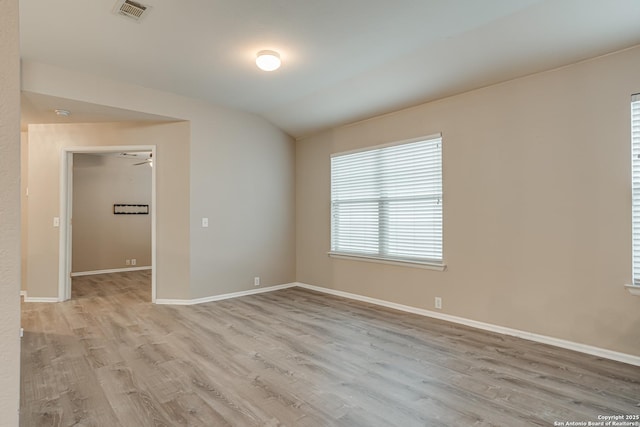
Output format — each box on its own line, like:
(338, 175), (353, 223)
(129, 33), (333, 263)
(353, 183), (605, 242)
(329, 134), (445, 270)
(631, 94), (640, 287)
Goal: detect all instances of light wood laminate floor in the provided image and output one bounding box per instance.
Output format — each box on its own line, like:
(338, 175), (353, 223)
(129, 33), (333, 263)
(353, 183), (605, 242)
(21, 271), (640, 426)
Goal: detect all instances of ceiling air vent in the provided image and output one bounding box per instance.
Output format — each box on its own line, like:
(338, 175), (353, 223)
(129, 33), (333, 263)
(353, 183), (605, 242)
(113, 0), (150, 22)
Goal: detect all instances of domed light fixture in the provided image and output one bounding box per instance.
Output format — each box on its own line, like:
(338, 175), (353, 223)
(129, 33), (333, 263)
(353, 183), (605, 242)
(256, 50), (281, 71)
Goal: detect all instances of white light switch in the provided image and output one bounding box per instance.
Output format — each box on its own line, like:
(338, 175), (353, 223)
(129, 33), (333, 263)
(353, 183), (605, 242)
(202, 218), (209, 228)
(53, 217), (60, 227)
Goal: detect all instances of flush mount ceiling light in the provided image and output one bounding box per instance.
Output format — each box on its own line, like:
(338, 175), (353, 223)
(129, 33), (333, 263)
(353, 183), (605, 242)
(256, 50), (281, 71)
(54, 109), (71, 117)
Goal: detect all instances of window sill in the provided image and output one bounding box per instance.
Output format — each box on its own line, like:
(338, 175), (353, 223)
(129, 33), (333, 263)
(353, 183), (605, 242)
(327, 252), (446, 271)
(625, 284), (640, 296)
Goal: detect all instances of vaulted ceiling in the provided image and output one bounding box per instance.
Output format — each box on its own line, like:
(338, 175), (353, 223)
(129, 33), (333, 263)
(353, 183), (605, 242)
(19, 0), (640, 138)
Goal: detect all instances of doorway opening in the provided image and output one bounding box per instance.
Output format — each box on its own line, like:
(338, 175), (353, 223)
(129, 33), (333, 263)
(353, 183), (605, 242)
(58, 145), (157, 302)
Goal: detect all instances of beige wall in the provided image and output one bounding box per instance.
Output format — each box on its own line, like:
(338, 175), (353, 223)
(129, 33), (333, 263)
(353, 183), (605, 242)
(21, 61), (296, 300)
(21, 132), (28, 291)
(0, 0), (21, 424)
(72, 154), (152, 272)
(296, 46), (640, 356)
(188, 111), (296, 297)
(26, 122), (190, 299)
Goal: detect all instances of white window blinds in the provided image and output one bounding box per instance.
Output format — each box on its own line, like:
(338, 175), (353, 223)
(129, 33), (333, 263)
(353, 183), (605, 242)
(632, 94), (640, 285)
(330, 135), (443, 265)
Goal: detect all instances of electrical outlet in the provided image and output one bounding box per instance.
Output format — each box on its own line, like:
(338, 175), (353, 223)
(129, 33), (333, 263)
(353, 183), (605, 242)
(435, 297), (442, 310)
(202, 217), (209, 228)
(131, 259), (137, 266)
(254, 277), (260, 287)
(125, 259), (131, 266)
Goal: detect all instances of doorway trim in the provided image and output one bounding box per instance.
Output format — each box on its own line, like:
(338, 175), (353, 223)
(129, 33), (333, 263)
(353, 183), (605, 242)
(58, 145), (157, 302)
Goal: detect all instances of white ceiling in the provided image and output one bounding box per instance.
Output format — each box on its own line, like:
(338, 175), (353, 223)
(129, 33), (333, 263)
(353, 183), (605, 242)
(21, 92), (177, 128)
(19, 0), (640, 138)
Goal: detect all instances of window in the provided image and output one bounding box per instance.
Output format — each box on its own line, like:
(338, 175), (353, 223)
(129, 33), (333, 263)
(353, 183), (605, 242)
(632, 94), (640, 285)
(330, 134), (443, 268)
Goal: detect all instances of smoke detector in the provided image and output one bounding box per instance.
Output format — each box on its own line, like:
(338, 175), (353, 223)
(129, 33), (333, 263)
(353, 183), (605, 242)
(54, 109), (71, 117)
(113, 0), (150, 22)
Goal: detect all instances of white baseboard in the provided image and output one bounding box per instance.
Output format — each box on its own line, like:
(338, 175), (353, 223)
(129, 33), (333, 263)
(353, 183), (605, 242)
(26, 273), (637, 365)
(71, 266), (152, 277)
(155, 283), (298, 305)
(21, 286), (57, 303)
(23, 296), (59, 303)
(294, 282), (640, 367)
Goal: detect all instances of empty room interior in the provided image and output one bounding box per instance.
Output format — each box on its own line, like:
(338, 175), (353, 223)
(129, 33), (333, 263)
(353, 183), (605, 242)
(2, 0), (640, 425)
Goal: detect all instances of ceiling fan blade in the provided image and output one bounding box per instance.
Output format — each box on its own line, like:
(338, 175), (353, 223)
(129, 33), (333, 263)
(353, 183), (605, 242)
(132, 153), (152, 166)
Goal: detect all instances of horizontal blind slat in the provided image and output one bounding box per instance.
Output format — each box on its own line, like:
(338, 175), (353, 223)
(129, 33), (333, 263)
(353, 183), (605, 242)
(632, 99), (640, 283)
